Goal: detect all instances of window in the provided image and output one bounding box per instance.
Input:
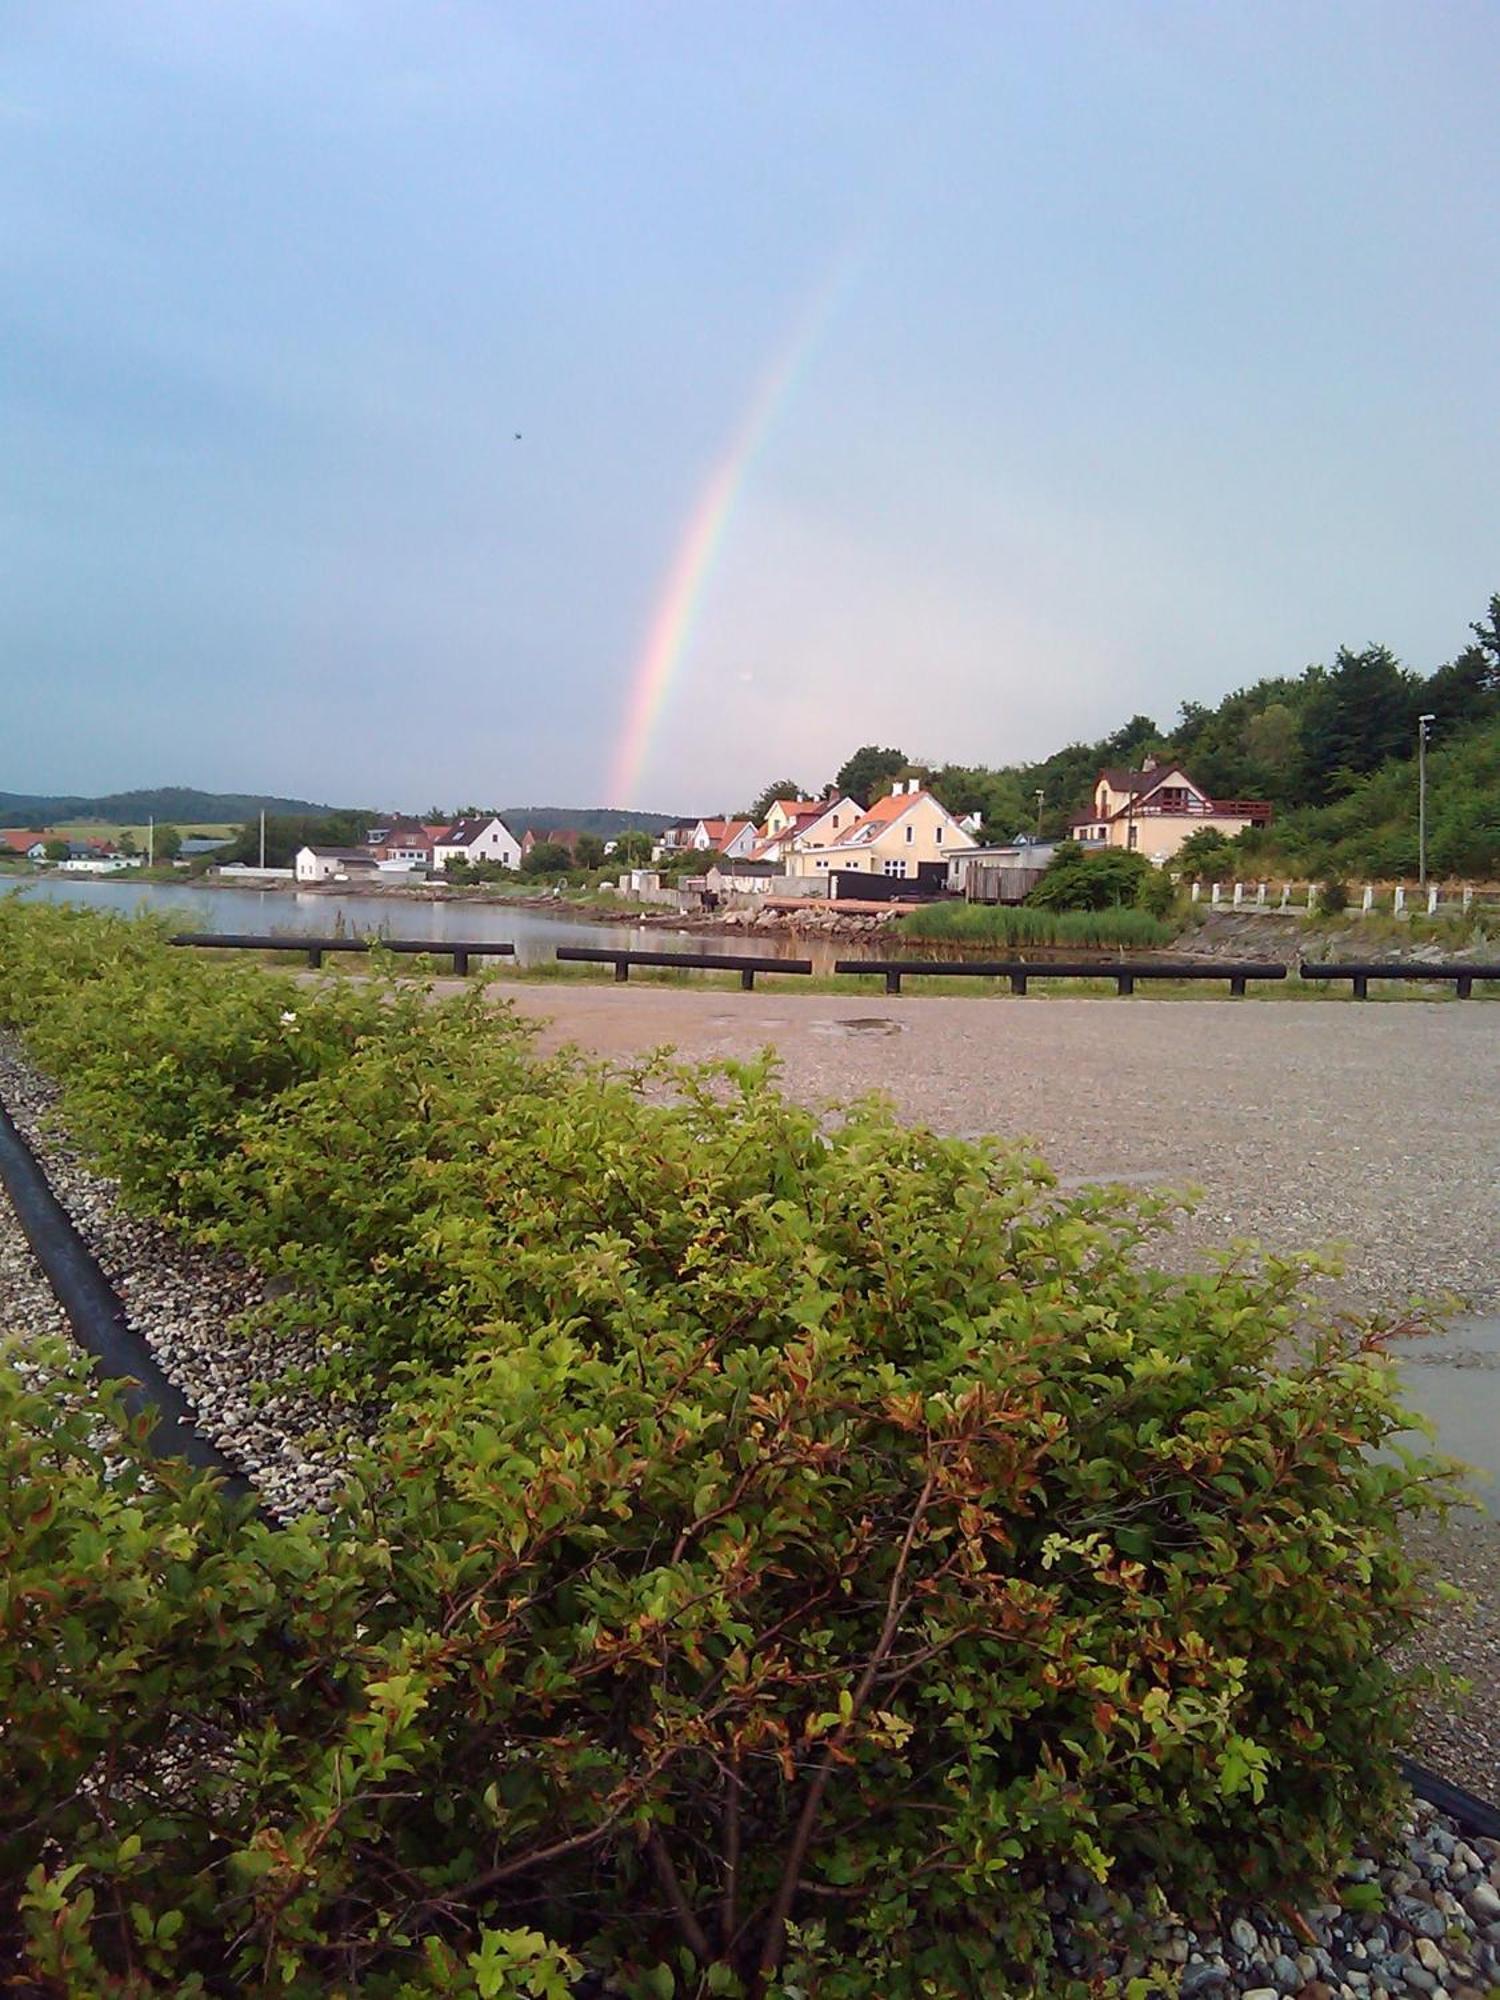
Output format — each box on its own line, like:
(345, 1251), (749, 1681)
(883, 858), (906, 877)
(905, 824), (913, 843)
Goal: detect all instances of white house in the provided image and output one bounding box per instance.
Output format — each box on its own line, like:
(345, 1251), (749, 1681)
(431, 816), (522, 873)
(295, 847), (382, 884)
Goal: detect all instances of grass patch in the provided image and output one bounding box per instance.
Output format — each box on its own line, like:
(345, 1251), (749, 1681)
(899, 902), (1174, 950)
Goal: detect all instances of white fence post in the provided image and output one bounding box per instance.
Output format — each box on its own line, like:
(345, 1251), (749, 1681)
(1428, 885), (1439, 915)
(1256, 881), (1266, 907)
(1191, 880), (1201, 903)
(1393, 885), (1405, 916)
(1280, 882), (1292, 910)
(1361, 884), (1374, 915)
(1211, 881), (1221, 907)
(1463, 885), (1474, 912)
(1232, 881), (1244, 908)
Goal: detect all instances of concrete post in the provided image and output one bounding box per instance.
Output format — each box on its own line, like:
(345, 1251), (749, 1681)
(1393, 886), (1405, 916)
(1211, 881), (1221, 906)
(1280, 883), (1291, 909)
(1361, 885), (1374, 914)
(1191, 880), (1201, 903)
(1256, 881), (1266, 907)
(1463, 885), (1473, 912)
(1428, 886), (1439, 915)
(1232, 881), (1244, 908)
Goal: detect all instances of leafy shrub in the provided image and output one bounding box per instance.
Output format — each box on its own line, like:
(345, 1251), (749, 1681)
(1027, 844), (1153, 912)
(0, 905), (1456, 1995)
(1318, 876), (1350, 916)
(1136, 866), (1179, 919)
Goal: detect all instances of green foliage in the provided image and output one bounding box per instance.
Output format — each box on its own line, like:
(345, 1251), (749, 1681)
(1318, 876), (1350, 916)
(1027, 843), (1154, 912)
(225, 811), (376, 868)
(0, 905), (1458, 1995)
(745, 780), (806, 824)
(615, 830), (655, 866)
(574, 832), (605, 869)
(43, 837), (70, 861)
(834, 745), (907, 808)
(523, 840), (573, 875)
(154, 822), (183, 861)
(1136, 867), (1179, 919)
(900, 902), (1173, 950)
(1175, 826), (1234, 874)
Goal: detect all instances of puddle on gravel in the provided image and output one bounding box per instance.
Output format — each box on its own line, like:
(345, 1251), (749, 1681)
(807, 1017), (907, 1038)
(1392, 1315), (1500, 1514)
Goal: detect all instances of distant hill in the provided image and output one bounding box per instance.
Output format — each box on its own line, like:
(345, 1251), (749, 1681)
(499, 806), (679, 838)
(0, 787), (343, 827)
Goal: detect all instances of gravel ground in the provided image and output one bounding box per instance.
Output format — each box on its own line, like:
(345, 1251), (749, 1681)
(0, 1030), (349, 1518)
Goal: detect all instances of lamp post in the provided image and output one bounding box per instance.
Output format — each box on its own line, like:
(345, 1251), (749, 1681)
(1417, 712), (1435, 889)
(1034, 789), (1045, 841)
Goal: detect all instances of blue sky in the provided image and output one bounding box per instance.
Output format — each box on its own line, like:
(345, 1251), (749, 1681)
(4, 2), (1498, 814)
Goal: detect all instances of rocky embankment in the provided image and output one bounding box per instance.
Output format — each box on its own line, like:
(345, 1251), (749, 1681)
(1178, 909), (1498, 966)
(641, 901), (906, 942)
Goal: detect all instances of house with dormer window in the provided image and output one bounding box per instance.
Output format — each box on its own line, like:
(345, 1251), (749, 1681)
(1069, 758), (1271, 864)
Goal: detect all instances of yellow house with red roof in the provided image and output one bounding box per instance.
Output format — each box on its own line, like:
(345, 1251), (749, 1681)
(803, 781), (976, 881)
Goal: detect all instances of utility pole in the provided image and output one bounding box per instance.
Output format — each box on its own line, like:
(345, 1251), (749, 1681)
(1034, 789), (1045, 841)
(1417, 712), (1435, 889)
(147, 817), (154, 869)
(259, 809), (266, 870)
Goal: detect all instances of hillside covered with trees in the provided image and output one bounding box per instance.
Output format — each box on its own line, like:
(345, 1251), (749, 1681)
(828, 590), (1500, 877)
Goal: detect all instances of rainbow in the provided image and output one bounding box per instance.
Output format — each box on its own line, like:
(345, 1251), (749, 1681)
(606, 243), (865, 810)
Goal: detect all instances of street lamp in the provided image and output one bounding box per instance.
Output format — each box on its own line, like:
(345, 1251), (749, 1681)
(1417, 713), (1435, 889)
(1034, 789), (1045, 841)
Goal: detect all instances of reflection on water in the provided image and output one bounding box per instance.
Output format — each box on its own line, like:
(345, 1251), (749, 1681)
(3, 875), (864, 968)
(1393, 1316), (1500, 1515)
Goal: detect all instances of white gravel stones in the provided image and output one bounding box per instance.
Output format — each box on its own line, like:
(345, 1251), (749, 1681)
(1050, 1802), (1500, 1996)
(0, 1030), (358, 1519)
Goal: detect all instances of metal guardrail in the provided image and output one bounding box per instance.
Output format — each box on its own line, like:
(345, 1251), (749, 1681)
(1299, 960), (1500, 1000)
(555, 946), (812, 990)
(832, 958), (1288, 997)
(169, 932), (516, 975)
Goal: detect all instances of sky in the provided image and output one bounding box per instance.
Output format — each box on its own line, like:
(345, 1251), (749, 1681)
(4, 2), (1499, 816)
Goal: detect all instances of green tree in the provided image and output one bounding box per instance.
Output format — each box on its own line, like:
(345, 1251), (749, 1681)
(614, 830), (654, 866)
(1299, 645), (1419, 803)
(573, 833), (605, 869)
(1028, 841), (1152, 911)
(154, 824), (183, 861)
(42, 838), (69, 862)
(524, 841), (572, 875)
(1175, 826), (1234, 874)
(745, 779), (805, 824)
(835, 745), (907, 807)
(117, 830), (138, 857)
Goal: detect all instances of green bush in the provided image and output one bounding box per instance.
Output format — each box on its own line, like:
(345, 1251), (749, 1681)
(0, 905), (1456, 1995)
(1318, 876), (1350, 917)
(1136, 867), (1179, 919)
(1027, 844), (1154, 912)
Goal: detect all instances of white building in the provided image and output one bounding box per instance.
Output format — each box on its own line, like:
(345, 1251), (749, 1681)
(431, 816), (522, 873)
(294, 846), (382, 884)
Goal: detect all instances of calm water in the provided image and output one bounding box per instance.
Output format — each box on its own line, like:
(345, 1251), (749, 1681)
(2, 874), (852, 968)
(1394, 1315), (1500, 1515)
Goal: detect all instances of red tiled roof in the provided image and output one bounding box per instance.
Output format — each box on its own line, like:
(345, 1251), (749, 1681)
(0, 828), (51, 852)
